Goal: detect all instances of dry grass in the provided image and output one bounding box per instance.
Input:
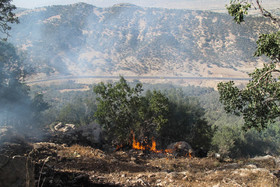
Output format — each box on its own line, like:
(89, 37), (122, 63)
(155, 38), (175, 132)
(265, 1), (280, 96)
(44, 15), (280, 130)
(31, 143), (280, 186)
(57, 144), (106, 159)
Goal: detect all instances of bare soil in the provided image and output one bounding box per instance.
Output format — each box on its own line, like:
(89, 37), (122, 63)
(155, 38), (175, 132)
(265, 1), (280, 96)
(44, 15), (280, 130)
(30, 143), (280, 187)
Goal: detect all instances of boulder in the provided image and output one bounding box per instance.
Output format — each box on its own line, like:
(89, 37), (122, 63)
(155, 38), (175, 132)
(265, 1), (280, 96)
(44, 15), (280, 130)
(166, 141), (194, 157)
(51, 122), (102, 147)
(53, 122), (75, 132)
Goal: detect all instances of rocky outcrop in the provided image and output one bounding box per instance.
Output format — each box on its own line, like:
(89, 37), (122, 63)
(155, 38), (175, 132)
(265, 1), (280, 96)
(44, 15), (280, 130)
(53, 122), (75, 132)
(51, 122), (102, 147)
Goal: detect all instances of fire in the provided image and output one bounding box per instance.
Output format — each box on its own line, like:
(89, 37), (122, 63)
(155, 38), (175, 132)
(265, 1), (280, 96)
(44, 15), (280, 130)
(130, 131), (191, 158)
(114, 131), (193, 158)
(131, 131), (161, 153)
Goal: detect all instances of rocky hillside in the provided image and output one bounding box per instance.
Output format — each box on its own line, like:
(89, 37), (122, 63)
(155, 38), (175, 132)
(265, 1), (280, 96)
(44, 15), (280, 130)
(9, 3), (277, 80)
(1, 125), (279, 186)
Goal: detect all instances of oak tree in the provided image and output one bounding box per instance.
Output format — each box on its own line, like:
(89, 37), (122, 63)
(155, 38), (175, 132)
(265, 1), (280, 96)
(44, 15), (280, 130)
(218, 0), (280, 130)
(0, 0), (19, 40)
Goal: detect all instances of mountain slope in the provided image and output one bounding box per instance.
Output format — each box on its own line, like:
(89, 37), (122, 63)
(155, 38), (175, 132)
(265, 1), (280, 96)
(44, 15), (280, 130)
(9, 3), (277, 80)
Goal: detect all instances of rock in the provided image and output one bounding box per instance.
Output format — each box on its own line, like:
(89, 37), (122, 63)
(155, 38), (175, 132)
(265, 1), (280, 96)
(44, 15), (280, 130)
(168, 172), (179, 179)
(0, 154), (35, 187)
(156, 179), (162, 186)
(215, 153), (221, 159)
(251, 155), (275, 161)
(121, 174), (127, 178)
(53, 122), (75, 132)
(245, 164), (257, 169)
(166, 141), (193, 157)
(250, 155), (277, 169)
(135, 178), (146, 186)
(148, 174), (156, 178)
(50, 122), (102, 147)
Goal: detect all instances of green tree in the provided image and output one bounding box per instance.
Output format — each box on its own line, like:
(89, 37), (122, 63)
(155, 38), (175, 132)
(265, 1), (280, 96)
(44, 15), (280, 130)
(161, 88), (213, 155)
(94, 77), (170, 145)
(137, 90), (169, 139)
(218, 0), (280, 130)
(57, 97), (97, 126)
(31, 93), (50, 125)
(0, 1), (49, 129)
(0, 41), (29, 126)
(0, 0), (19, 39)
(0, 41), (49, 128)
(94, 77), (144, 144)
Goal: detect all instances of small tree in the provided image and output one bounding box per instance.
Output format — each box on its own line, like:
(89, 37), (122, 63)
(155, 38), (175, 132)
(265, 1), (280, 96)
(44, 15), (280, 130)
(218, 0), (280, 131)
(94, 77), (170, 145)
(94, 77), (143, 144)
(0, 1), (49, 129)
(137, 90), (169, 140)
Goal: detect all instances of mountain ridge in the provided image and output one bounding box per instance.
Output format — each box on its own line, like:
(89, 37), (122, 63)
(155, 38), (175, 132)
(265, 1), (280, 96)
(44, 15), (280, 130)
(8, 3), (277, 86)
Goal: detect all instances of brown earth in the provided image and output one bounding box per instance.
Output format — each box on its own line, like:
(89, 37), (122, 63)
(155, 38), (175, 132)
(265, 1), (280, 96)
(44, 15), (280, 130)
(30, 143), (280, 187)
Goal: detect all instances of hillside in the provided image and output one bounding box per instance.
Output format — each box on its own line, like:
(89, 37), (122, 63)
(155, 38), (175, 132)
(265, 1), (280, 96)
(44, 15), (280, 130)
(8, 3), (277, 85)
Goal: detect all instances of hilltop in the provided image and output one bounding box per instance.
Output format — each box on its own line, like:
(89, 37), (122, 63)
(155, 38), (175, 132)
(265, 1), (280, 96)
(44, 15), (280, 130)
(8, 3), (277, 86)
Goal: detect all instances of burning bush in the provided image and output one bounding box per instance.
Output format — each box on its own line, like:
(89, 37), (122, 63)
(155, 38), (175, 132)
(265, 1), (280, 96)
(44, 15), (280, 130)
(94, 77), (213, 156)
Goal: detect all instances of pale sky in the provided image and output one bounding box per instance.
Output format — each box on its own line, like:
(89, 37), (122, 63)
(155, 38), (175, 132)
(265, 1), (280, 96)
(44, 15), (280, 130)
(12, 0), (230, 10)
(12, 0), (279, 11)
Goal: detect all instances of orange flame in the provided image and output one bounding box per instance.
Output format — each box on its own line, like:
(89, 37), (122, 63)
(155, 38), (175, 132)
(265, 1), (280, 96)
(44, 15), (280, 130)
(131, 131), (161, 153)
(131, 131), (166, 154)
(118, 131), (192, 158)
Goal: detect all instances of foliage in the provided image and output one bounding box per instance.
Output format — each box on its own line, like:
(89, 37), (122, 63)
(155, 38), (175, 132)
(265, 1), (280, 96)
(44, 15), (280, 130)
(94, 77), (145, 144)
(161, 88), (213, 156)
(218, 0), (280, 131)
(57, 98), (96, 126)
(0, 0), (18, 39)
(94, 77), (173, 145)
(93, 77), (212, 151)
(218, 63), (280, 131)
(136, 90), (169, 139)
(226, 0), (251, 24)
(32, 80), (280, 157)
(201, 90), (280, 157)
(31, 93), (50, 125)
(255, 31), (280, 62)
(0, 41), (49, 128)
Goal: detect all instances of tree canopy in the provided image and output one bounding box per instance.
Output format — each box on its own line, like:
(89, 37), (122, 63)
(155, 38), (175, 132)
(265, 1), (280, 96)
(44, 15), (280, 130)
(93, 77), (169, 145)
(94, 77), (213, 155)
(0, 0), (19, 39)
(0, 2), (49, 129)
(0, 41), (49, 128)
(218, 0), (280, 130)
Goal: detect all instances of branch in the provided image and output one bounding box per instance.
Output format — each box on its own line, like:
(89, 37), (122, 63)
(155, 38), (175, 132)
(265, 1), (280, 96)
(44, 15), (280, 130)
(253, 68), (280, 87)
(255, 0), (280, 27)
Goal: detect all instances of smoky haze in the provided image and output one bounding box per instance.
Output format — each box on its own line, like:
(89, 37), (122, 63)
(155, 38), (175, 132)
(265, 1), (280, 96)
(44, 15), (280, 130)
(12, 0), (280, 11)
(6, 2), (276, 81)
(13, 0), (229, 10)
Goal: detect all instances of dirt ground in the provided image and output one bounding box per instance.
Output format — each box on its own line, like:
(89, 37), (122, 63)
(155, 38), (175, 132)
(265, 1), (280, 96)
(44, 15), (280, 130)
(30, 143), (280, 187)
